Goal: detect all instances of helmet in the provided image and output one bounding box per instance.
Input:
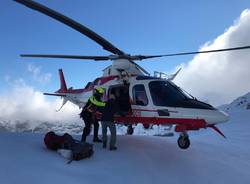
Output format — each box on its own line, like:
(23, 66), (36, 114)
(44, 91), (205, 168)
(95, 87), (105, 95)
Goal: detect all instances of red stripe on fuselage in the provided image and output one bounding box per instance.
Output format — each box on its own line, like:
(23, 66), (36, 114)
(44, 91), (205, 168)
(98, 76), (119, 85)
(115, 116), (206, 128)
(57, 75), (119, 94)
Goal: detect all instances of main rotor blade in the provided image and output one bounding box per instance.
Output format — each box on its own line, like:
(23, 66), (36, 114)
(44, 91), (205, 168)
(14, 0), (125, 55)
(130, 60), (150, 76)
(136, 45), (250, 60)
(20, 54), (110, 61)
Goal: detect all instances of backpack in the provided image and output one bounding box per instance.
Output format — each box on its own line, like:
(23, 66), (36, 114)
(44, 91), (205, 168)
(44, 131), (94, 161)
(71, 141), (94, 161)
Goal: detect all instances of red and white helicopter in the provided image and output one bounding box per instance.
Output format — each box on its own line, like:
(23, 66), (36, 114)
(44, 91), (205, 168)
(14, 0), (250, 149)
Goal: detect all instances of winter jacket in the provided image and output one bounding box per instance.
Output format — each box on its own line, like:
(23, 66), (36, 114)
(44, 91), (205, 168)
(101, 98), (120, 122)
(80, 95), (105, 119)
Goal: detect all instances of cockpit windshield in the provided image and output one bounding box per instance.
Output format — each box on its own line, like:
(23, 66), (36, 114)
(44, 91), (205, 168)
(168, 81), (195, 100)
(149, 80), (215, 109)
(149, 81), (191, 107)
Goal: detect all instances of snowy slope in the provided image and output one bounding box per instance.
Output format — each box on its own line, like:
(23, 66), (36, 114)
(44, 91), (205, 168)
(219, 92), (250, 112)
(1, 93), (250, 184)
(0, 113), (250, 184)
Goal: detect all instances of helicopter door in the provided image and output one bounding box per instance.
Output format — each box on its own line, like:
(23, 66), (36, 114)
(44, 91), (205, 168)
(108, 85), (131, 113)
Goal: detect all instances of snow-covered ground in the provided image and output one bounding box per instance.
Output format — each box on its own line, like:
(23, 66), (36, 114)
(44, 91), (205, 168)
(0, 93), (250, 184)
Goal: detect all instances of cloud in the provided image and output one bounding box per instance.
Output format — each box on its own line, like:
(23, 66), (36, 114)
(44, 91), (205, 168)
(0, 79), (81, 125)
(174, 9), (250, 106)
(27, 64), (52, 84)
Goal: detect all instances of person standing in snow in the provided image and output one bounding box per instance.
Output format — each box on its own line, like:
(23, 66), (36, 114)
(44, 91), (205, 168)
(80, 87), (106, 143)
(101, 94), (120, 150)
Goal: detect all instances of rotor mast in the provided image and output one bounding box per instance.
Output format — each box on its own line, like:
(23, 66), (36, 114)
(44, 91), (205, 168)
(103, 59), (144, 76)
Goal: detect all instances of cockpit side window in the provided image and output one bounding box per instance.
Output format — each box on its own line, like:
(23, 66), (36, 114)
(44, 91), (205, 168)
(149, 81), (184, 107)
(132, 84), (148, 106)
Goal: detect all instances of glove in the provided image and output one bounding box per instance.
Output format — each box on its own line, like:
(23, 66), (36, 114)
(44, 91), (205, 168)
(95, 111), (102, 120)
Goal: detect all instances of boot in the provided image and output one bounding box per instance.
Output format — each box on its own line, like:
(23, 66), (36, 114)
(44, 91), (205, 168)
(103, 142), (107, 149)
(110, 146), (117, 151)
(93, 137), (102, 143)
(81, 135), (86, 142)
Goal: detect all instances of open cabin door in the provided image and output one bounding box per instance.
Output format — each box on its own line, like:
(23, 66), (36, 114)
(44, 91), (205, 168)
(108, 84), (131, 114)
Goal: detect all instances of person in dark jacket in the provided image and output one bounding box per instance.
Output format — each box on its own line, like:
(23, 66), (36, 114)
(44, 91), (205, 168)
(80, 87), (106, 143)
(101, 94), (120, 150)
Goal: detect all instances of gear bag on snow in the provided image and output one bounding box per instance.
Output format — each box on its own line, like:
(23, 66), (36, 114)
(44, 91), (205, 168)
(70, 141), (93, 161)
(44, 131), (94, 161)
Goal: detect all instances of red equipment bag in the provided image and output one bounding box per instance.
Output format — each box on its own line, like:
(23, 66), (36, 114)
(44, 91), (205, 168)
(44, 131), (74, 151)
(44, 131), (94, 161)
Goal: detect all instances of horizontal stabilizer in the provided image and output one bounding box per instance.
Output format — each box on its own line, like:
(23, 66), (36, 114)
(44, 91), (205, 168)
(43, 93), (66, 97)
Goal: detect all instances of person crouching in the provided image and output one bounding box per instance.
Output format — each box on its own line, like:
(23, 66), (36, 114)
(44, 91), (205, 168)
(101, 94), (120, 150)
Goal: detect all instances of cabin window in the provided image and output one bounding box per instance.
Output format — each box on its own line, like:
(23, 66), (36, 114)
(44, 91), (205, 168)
(149, 81), (185, 107)
(132, 84), (148, 106)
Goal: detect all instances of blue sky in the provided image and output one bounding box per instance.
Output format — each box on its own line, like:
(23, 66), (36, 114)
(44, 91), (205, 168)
(1, 0), (250, 93)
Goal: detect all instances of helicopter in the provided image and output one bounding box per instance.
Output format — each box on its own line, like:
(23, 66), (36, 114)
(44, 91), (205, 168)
(14, 0), (250, 149)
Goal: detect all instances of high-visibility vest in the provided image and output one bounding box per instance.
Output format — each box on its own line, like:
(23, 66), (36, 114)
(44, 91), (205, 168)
(89, 96), (106, 107)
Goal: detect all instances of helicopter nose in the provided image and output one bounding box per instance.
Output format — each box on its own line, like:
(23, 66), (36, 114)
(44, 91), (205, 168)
(216, 110), (229, 123)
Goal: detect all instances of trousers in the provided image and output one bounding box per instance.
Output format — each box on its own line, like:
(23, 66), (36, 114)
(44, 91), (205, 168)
(81, 115), (99, 142)
(101, 121), (116, 147)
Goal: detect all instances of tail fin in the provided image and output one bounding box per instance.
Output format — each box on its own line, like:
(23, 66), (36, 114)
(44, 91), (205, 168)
(56, 69), (67, 93)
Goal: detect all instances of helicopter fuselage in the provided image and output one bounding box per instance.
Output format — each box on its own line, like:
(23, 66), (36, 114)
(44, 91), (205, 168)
(53, 69), (229, 140)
